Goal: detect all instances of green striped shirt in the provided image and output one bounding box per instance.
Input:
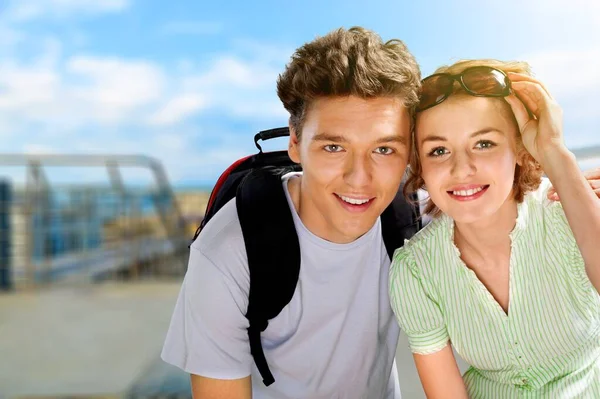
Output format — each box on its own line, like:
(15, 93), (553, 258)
(389, 179), (600, 397)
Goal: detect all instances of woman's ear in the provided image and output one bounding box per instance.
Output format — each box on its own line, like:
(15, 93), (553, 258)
(513, 129), (528, 167)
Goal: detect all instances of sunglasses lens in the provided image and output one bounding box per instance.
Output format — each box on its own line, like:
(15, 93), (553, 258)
(418, 75), (454, 111)
(462, 67), (509, 96)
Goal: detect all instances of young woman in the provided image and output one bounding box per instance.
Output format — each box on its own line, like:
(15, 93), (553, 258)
(389, 60), (600, 398)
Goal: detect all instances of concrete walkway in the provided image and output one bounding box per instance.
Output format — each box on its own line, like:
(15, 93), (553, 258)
(0, 280), (467, 398)
(0, 281), (182, 398)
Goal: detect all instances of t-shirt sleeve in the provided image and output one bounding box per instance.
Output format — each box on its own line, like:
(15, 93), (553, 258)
(389, 245), (449, 355)
(160, 245), (253, 380)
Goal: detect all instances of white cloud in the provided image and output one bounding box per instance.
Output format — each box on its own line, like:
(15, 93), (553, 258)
(524, 49), (600, 99)
(66, 56), (166, 123)
(518, 46), (600, 150)
(0, 63), (60, 108)
(0, 42), (287, 133)
(535, 0), (600, 22)
(148, 94), (208, 126)
(0, 54), (167, 130)
(194, 56), (281, 89)
(180, 56), (288, 119)
(5, 0), (130, 22)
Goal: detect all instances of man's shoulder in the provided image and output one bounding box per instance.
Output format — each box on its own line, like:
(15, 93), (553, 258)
(191, 197), (246, 261)
(193, 171), (299, 254)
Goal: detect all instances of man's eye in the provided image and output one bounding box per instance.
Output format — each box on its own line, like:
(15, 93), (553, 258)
(324, 144), (343, 152)
(427, 147), (448, 157)
(374, 147), (394, 155)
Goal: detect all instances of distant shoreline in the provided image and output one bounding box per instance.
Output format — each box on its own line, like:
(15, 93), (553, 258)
(173, 185), (214, 193)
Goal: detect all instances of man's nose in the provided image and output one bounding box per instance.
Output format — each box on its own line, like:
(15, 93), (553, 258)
(343, 153), (372, 189)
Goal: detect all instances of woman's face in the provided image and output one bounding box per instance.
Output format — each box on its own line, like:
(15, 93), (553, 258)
(415, 94), (521, 224)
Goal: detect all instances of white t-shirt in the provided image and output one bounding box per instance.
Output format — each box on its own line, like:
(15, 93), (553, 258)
(161, 173), (401, 399)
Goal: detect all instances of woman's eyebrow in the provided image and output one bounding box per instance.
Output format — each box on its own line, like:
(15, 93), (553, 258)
(420, 134), (447, 144)
(420, 128), (503, 145)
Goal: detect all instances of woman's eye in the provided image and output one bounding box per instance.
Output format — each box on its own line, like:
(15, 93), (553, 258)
(475, 140), (496, 150)
(428, 147), (448, 157)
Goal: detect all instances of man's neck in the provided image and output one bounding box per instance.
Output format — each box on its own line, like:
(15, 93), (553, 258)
(287, 175), (303, 221)
(286, 175), (360, 244)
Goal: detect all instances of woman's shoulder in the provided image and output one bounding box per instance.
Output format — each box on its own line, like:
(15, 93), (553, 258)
(392, 215), (451, 270)
(522, 177), (566, 220)
(410, 214), (451, 247)
(524, 177), (553, 205)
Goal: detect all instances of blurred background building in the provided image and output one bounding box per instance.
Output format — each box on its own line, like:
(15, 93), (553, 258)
(0, 154), (203, 398)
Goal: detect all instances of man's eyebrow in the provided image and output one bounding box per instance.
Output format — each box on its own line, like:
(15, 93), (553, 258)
(375, 135), (408, 146)
(311, 133), (408, 146)
(312, 133), (347, 142)
(420, 128), (503, 144)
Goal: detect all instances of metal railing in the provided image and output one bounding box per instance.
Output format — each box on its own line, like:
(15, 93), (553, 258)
(0, 154), (191, 290)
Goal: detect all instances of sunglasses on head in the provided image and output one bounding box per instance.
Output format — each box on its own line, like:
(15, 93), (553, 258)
(416, 66), (512, 112)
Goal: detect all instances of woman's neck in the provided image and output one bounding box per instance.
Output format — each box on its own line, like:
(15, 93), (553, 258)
(453, 198), (518, 265)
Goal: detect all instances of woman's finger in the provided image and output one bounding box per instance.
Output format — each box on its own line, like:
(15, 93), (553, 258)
(507, 72), (554, 100)
(510, 81), (554, 119)
(504, 94), (532, 133)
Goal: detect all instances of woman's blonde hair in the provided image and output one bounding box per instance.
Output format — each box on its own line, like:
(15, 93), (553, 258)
(404, 59), (543, 217)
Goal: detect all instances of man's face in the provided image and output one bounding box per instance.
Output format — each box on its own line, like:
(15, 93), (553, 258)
(288, 95), (411, 244)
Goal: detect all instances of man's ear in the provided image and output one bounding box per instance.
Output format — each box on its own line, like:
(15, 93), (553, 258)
(288, 122), (301, 164)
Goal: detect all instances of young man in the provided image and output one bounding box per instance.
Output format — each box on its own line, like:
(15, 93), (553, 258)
(160, 26), (600, 398)
(161, 26), (421, 399)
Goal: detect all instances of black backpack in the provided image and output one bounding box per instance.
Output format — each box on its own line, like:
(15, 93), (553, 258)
(190, 127), (421, 387)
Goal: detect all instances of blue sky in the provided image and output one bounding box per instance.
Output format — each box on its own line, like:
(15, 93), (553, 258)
(0, 0), (598, 187)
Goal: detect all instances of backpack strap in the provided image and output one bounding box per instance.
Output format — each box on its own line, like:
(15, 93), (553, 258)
(380, 182), (421, 260)
(236, 167), (301, 386)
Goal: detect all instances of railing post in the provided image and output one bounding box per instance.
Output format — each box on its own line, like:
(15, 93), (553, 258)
(0, 179), (12, 291)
